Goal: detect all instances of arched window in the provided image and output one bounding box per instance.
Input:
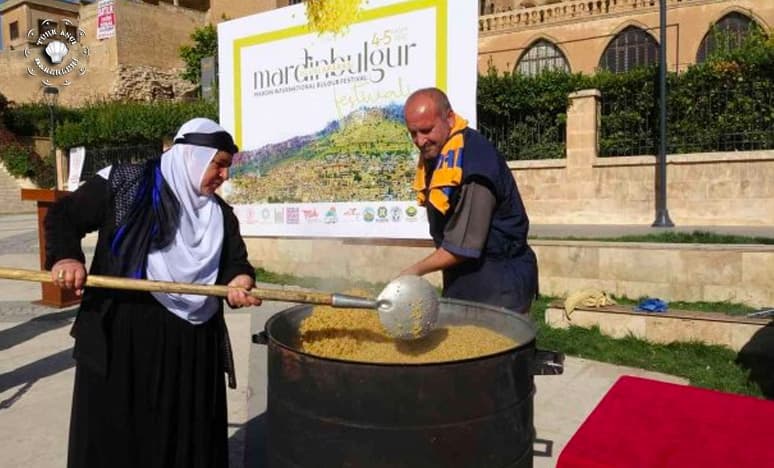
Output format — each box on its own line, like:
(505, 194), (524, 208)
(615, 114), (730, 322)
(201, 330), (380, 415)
(696, 13), (759, 62)
(599, 26), (658, 73)
(515, 40), (570, 76)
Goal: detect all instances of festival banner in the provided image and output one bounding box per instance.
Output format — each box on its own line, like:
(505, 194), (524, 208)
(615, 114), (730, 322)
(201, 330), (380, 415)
(97, 0), (116, 40)
(218, 0), (477, 238)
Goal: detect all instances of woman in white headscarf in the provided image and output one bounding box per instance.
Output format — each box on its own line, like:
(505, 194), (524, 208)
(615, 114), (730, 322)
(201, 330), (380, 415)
(44, 118), (261, 468)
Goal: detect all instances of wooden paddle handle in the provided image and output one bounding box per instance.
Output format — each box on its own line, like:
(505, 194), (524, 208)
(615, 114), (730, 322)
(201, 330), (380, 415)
(0, 267), (334, 305)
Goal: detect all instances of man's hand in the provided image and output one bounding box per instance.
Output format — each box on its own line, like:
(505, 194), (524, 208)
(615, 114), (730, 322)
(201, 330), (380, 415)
(51, 258), (87, 296)
(398, 247), (465, 278)
(226, 274), (262, 309)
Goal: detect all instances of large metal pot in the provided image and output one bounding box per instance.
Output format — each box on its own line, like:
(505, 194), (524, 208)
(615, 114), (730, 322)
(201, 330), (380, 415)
(253, 298), (563, 468)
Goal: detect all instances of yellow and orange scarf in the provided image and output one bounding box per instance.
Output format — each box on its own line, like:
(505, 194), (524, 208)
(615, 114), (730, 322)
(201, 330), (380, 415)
(412, 114), (468, 215)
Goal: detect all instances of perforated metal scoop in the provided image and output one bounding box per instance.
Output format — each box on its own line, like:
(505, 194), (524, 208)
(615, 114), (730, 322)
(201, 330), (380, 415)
(330, 275), (440, 340)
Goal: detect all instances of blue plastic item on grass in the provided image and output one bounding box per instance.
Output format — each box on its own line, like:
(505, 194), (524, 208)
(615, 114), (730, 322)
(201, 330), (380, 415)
(635, 298), (668, 313)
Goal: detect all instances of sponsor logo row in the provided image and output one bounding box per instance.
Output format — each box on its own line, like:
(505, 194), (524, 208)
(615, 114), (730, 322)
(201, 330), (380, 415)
(238, 205), (422, 225)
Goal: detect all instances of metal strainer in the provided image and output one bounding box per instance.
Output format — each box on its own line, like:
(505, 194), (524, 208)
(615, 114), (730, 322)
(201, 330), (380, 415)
(328, 275), (440, 340)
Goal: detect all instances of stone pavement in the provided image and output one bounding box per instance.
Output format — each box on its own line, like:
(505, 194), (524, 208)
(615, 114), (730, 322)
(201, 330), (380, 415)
(0, 213), (692, 467)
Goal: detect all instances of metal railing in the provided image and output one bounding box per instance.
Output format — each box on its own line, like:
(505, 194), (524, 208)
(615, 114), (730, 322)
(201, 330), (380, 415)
(479, 116), (566, 161)
(666, 83), (774, 154)
(479, 0), (703, 34)
(79, 142), (162, 181)
(600, 92), (658, 157)
(600, 78), (774, 157)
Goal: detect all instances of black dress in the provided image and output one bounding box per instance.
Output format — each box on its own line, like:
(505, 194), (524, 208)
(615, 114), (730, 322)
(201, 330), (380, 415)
(45, 173), (254, 468)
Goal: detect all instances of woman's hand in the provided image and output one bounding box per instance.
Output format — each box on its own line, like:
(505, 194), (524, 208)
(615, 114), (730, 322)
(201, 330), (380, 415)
(51, 258), (87, 296)
(226, 274), (262, 309)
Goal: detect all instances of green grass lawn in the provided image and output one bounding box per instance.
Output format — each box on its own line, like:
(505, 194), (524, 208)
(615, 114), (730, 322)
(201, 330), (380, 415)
(609, 295), (756, 316)
(532, 296), (764, 398)
(254, 268), (766, 398)
(255, 267), (387, 293)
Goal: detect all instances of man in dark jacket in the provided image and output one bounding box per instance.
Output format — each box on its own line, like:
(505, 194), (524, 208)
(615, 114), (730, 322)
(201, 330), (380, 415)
(400, 87), (538, 314)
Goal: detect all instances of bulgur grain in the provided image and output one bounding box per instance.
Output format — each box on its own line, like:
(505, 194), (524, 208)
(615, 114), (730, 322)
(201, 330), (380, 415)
(298, 304), (516, 364)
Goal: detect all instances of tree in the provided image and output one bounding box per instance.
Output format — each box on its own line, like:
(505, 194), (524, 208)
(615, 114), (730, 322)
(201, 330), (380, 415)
(179, 24), (218, 88)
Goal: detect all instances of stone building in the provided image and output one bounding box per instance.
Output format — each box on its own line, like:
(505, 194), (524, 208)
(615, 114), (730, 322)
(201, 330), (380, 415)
(479, 0), (773, 75)
(1, 0), (771, 105)
(0, 0), (80, 52)
(207, 0), (774, 75)
(0, 0), (204, 105)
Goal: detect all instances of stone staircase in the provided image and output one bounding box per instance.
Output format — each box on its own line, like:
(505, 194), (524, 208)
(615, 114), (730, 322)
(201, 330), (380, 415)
(0, 164), (35, 214)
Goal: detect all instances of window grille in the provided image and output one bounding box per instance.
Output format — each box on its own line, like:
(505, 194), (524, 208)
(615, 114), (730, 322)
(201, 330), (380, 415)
(515, 40), (570, 76)
(696, 13), (758, 63)
(599, 26), (658, 73)
(79, 143), (162, 181)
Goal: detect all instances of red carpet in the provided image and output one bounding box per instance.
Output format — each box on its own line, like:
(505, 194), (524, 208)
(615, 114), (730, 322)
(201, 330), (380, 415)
(558, 375), (774, 468)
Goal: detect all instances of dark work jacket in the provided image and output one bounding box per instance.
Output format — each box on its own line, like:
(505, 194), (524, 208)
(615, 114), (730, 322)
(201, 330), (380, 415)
(44, 171), (254, 377)
(426, 127), (538, 313)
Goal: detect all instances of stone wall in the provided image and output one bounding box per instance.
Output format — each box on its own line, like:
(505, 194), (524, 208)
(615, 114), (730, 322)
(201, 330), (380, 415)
(244, 236), (442, 286)
(479, 0), (774, 74)
(109, 65), (198, 101)
(207, 0), (282, 25)
(241, 237), (774, 308)
(115, 1), (205, 69)
(511, 90), (774, 226)
(533, 240), (774, 307)
(513, 151), (774, 226)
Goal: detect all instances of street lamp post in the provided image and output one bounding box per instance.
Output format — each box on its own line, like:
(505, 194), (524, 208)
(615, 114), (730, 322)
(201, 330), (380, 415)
(43, 86), (59, 162)
(652, 0), (674, 227)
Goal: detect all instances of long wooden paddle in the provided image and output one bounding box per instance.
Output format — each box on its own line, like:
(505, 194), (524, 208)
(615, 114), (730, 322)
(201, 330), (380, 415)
(0, 266), (335, 305)
(0, 267), (440, 339)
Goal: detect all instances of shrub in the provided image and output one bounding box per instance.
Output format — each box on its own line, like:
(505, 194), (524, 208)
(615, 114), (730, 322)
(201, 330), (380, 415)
(477, 29), (774, 159)
(2, 103), (81, 137)
(179, 24), (217, 89)
(477, 68), (587, 160)
(0, 143), (34, 177)
(54, 99), (218, 148)
(0, 141), (54, 187)
(30, 153), (56, 188)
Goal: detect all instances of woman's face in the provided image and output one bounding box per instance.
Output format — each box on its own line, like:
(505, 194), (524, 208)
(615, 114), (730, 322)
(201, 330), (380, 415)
(199, 150), (232, 195)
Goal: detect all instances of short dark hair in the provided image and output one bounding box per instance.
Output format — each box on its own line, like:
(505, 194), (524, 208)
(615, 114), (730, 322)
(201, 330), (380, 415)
(406, 87), (452, 115)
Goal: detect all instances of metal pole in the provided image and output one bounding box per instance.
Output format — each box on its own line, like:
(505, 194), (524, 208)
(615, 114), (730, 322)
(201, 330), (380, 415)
(652, 0), (674, 227)
(48, 105), (55, 161)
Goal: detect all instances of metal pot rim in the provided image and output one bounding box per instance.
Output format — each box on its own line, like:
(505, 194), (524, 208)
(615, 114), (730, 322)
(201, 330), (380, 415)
(261, 297), (538, 367)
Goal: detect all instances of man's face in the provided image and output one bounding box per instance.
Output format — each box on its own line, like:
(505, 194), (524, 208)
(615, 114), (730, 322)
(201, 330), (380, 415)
(404, 96), (455, 160)
(200, 150), (232, 195)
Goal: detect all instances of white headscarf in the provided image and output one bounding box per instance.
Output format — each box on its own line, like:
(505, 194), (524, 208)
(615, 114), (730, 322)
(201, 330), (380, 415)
(146, 118), (227, 324)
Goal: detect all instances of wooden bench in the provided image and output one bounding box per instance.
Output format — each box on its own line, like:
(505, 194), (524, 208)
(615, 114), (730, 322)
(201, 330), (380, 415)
(545, 301), (771, 351)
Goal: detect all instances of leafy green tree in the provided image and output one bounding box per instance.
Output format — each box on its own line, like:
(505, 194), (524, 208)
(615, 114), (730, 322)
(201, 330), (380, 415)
(179, 24), (218, 87)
